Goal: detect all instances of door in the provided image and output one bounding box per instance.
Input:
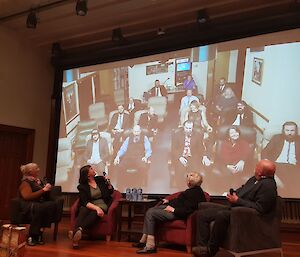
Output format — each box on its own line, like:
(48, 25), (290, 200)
(0, 124), (34, 220)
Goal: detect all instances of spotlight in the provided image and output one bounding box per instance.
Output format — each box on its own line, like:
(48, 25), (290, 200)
(197, 9), (208, 24)
(26, 11), (37, 29)
(112, 28), (124, 42)
(76, 0), (88, 16)
(157, 27), (165, 36)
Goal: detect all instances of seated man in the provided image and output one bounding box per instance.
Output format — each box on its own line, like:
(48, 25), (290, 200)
(179, 89), (199, 126)
(126, 97), (141, 127)
(138, 106), (158, 138)
(192, 159), (277, 257)
(221, 100), (254, 127)
(108, 105), (129, 152)
(171, 120), (212, 188)
(261, 121), (300, 192)
(85, 129), (110, 175)
(113, 125), (152, 190)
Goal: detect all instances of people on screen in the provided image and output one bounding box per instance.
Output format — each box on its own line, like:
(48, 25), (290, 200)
(113, 125), (152, 190)
(261, 121), (300, 189)
(68, 165), (114, 249)
(126, 97), (141, 126)
(179, 89), (200, 126)
(108, 104), (130, 151)
(171, 120), (213, 188)
(215, 77), (229, 96)
(149, 79), (168, 97)
(218, 126), (252, 175)
(133, 172), (207, 254)
(85, 129), (110, 175)
(18, 163), (56, 246)
(221, 100), (254, 127)
(192, 159), (277, 257)
(138, 106), (158, 138)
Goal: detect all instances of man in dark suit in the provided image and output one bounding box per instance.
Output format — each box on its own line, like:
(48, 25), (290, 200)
(108, 105), (130, 152)
(192, 159), (277, 257)
(139, 106), (158, 138)
(221, 101), (254, 127)
(171, 120), (213, 188)
(149, 79), (168, 97)
(85, 129), (110, 175)
(126, 97), (141, 127)
(261, 121), (300, 193)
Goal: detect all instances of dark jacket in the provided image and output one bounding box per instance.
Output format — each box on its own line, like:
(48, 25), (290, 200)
(77, 176), (114, 209)
(234, 176), (277, 214)
(85, 137), (110, 163)
(139, 112), (158, 130)
(108, 112), (130, 131)
(169, 186), (206, 219)
(149, 85), (168, 97)
(261, 134), (300, 165)
(222, 109), (254, 127)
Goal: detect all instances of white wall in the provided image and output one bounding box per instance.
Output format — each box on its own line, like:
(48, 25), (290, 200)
(192, 61), (208, 96)
(242, 42), (300, 133)
(0, 26), (53, 176)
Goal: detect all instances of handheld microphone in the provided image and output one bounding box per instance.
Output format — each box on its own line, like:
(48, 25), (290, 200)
(103, 171), (111, 185)
(229, 188), (235, 195)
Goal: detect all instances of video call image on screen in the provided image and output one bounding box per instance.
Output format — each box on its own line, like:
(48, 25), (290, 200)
(55, 28), (300, 198)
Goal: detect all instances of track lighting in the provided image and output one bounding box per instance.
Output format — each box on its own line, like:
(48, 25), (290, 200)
(197, 9), (208, 24)
(26, 11), (37, 29)
(76, 0), (88, 16)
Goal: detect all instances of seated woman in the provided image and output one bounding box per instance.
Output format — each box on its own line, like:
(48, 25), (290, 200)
(69, 165), (114, 249)
(133, 172), (206, 254)
(185, 100), (213, 132)
(218, 126), (252, 176)
(18, 163), (56, 246)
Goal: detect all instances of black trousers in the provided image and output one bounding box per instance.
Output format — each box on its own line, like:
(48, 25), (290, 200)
(196, 206), (231, 253)
(75, 206), (101, 231)
(29, 201), (57, 236)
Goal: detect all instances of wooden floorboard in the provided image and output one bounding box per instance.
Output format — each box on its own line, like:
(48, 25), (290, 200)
(17, 217), (300, 257)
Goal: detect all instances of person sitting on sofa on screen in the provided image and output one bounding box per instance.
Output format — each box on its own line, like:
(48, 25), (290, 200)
(68, 165), (114, 249)
(132, 172), (207, 254)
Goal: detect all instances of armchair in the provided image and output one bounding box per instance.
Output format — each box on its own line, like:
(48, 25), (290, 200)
(88, 102), (108, 128)
(198, 196), (283, 257)
(70, 190), (122, 242)
(148, 96), (167, 123)
(10, 186), (64, 241)
(155, 191), (210, 253)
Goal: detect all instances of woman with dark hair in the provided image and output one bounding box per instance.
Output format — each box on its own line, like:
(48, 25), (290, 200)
(219, 126), (252, 174)
(69, 165), (114, 248)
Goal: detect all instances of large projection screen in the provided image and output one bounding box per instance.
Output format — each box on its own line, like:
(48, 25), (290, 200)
(55, 28), (300, 198)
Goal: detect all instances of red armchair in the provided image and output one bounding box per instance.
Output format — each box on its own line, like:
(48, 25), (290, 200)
(70, 190), (122, 242)
(155, 191), (210, 253)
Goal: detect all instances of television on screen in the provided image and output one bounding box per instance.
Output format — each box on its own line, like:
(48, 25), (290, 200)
(176, 62), (191, 72)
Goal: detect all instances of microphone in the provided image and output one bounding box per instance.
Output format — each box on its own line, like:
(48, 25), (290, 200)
(163, 78), (170, 84)
(229, 188), (235, 195)
(103, 171), (111, 185)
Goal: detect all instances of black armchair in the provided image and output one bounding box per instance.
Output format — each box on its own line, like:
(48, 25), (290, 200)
(10, 186), (64, 240)
(198, 197), (283, 257)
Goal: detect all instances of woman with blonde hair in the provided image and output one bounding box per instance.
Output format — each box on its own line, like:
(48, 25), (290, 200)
(18, 163), (56, 246)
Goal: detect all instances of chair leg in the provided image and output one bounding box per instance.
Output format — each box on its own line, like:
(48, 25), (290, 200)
(106, 235), (111, 242)
(53, 222), (58, 241)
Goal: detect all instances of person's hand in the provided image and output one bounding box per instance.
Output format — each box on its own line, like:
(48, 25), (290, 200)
(112, 129), (117, 134)
(162, 199), (169, 204)
(202, 156), (213, 167)
(226, 192), (239, 203)
(114, 156), (120, 165)
(164, 205), (175, 213)
(96, 207), (104, 217)
(141, 157), (148, 163)
(216, 105), (222, 111)
(235, 160), (245, 172)
(43, 183), (52, 192)
(227, 164), (238, 174)
(179, 157), (188, 167)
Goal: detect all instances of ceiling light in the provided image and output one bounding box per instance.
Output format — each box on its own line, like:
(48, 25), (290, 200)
(26, 11), (37, 29)
(197, 9), (208, 24)
(157, 27), (165, 36)
(112, 28), (124, 42)
(76, 0), (88, 16)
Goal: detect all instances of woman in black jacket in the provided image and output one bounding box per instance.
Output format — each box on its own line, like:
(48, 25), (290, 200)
(69, 165), (114, 248)
(133, 172), (207, 254)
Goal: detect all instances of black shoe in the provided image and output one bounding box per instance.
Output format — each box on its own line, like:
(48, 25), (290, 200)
(136, 247), (157, 254)
(27, 237), (37, 246)
(192, 246), (209, 257)
(132, 242), (146, 248)
(72, 228), (82, 249)
(37, 233), (45, 245)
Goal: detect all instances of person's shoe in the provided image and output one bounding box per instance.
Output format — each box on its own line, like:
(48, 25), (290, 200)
(72, 228), (82, 249)
(132, 242), (146, 248)
(27, 236), (37, 246)
(68, 230), (73, 240)
(192, 246), (209, 257)
(136, 246), (157, 254)
(37, 234), (45, 245)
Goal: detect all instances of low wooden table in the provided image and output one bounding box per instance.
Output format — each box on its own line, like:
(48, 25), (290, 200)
(116, 199), (157, 241)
